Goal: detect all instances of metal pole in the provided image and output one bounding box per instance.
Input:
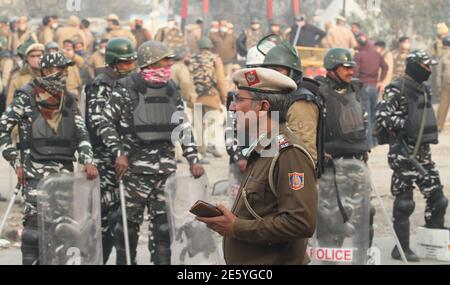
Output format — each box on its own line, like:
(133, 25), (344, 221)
(0, 187), (20, 237)
(343, 0), (347, 17)
(118, 151), (131, 265)
(371, 181), (409, 265)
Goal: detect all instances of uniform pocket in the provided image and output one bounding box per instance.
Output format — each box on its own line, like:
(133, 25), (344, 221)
(245, 180), (267, 208)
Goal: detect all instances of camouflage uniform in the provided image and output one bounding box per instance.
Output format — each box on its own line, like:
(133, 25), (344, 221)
(377, 82), (444, 215)
(0, 84), (93, 265)
(154, 27), (186, 50)
(85, 67), (122, 264)
(376, 50), (447, 261)
(99, 74), (199, 265)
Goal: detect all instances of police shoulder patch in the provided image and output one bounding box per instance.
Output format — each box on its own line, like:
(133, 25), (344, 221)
(288, 172), (305, 191)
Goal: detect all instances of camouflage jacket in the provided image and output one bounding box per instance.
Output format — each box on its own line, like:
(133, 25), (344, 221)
(154, 27), (186, 50)
(85, 68), (121, 164)
(99, 76), (199, 175)
(0, 87), (94, 181)
(189, 51), (218, 97)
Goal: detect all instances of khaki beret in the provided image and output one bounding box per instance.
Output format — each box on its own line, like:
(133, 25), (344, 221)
(232, 68), (297, 94)
(437, 22), (449, 35)
(107, 14), (120, 21)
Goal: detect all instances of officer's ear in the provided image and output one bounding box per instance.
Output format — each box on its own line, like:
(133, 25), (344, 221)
(259, 100), (271, 112)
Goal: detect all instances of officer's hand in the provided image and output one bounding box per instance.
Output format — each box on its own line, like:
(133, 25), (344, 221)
(83, 164), (99, 180)
(324, 153), (333, 163)
(237, 159), (247, 173)
(196, 204), (236, 237)
(190, 164), (205, 179)
(16, 166), (26, 188)
(116, 155), (129, 180)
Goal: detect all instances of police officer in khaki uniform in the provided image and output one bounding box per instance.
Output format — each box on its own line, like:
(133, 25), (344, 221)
(197, 68), (318, 265)
(154, 16), (186, 50)
(55, 16), (86, 51)
(7, 42), (45, 106)
(103, 14), (137, 49)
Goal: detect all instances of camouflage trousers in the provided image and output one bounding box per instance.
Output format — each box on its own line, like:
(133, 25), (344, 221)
(94, 148), (120, 264)
(388, 143), (444, 223)
(114, 171), (172, 265)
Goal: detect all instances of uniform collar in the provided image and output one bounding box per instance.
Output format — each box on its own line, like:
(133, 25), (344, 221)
(243, 124), (290, 158)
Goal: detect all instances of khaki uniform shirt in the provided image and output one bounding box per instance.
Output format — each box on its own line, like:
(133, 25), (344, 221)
(223, 125), (318, 265)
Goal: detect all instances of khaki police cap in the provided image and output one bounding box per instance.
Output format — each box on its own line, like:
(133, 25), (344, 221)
(437, 22), (449, 35)
(107, 14), (120, 21)
(232, 68), (297, 94)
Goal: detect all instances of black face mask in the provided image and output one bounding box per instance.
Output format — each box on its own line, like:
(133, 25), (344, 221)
(406, 61), (432, 83)
(135, 24), (143, 30)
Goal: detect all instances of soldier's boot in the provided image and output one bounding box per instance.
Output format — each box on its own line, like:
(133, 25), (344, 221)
(113, 218), (139, 265)
(21, 217), (39, 265)
(101, 207), (117, 264)
(391, 191), (420, 262)
(207, 145), (222, 158)
(425, 188), (449, 230)
(149, 214), (171, 265)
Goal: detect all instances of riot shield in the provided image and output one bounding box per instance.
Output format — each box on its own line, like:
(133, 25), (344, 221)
(165, 172), (223, 265)
(309, 158), (371, 265)
(37, 173), (102, 265)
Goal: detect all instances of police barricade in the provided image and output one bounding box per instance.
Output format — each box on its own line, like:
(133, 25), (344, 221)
(309, 158), (371, 265)
(37, 173), (102, 265)
(165, 171), (223, 265)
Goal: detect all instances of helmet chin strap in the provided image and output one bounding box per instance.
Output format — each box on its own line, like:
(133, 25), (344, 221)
(329, 69), (350, 87)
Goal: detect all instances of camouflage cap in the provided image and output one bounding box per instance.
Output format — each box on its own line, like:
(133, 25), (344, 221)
(137, 40), (174, 68)
(407, 49), (438, 66)
(0, 15), (8, 23)
(40, 52), (75, 70)
(232, 68), (297, 94)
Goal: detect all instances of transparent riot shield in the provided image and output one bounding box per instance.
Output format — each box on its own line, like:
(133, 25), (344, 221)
(309, 158), (371, 265)
(165, 172), (223, 265)
(37, 173), (102, 265)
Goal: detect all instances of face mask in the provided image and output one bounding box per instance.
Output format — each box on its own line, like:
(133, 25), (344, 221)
(140, 66), (172, 84)
(406, 61), (431, 83)
(99, 48), (106, 55)
(251, 24), (260, 30)
(135, 24), (143, 30)
(52, 23), (58, 29)
(210, 28), (219, 33)
(167, 21), (175, 29)
(38, 71), (67, 94)
(220, 27), (228, 33)
(401, 43), (411, 50)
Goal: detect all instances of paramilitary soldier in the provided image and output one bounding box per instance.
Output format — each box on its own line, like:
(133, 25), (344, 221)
(198, 68), (318, 265)
(260, 37), (325, 175)
(85, 37), (137, 264)
(0, 52), (99, 265)
(376, 50), (448, 262)
(99, 41), (205, 265)
(316, 48), (375, 249)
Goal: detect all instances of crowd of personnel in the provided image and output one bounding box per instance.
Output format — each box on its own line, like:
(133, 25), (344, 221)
(0, 11), (448, 265)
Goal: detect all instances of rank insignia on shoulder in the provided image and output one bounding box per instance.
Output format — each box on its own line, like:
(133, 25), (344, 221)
(277, 134), (291, 149)
(289, 172), (305, 191)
